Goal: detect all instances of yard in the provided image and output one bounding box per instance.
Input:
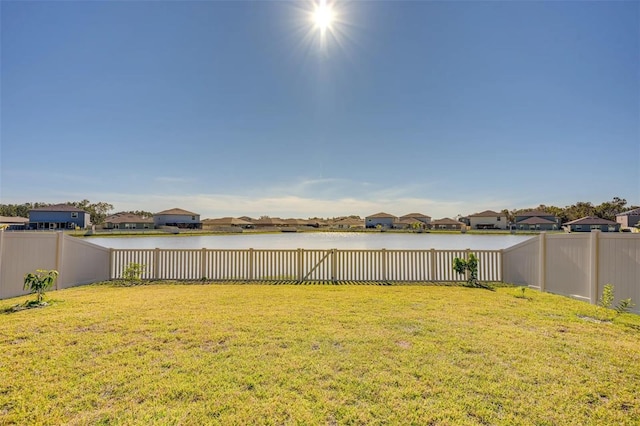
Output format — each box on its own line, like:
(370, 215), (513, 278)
(1, 283), (639, 425)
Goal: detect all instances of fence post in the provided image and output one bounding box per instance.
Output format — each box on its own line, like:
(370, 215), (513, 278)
(248, 248), (254, 281)
(499, 249), (504, 282)
(331, 249), (337, 282)
(381, 249), (387, 282)
(297, 249), (304, 282)
(589, 230), (600, 305)
(429, 248), (435, 282)
(55, 232), (64, 290)
(154, 248), (160, 280)
(200, 248), (207, 280)
(109, 248), (114, 279)
(465, 248), (471, 283)
(538, 232), (546, 292)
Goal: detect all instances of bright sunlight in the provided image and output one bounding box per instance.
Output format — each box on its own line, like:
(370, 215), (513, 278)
(313, 0), (334, 32)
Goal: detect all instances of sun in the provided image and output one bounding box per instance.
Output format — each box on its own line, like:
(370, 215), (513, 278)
(313, 0), (334, 32)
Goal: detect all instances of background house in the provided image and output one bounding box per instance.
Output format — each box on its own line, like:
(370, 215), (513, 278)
(365, 212), (397, 228)
(0, 216), (29, 230)
(153, 208), (201, 229)
(29, 204), (91, 230)
(399, 213), (431, 226)
(104, 213), (154, 230)
(431, 218), (463, 230)
(514, 210), (561, 231)
(616, 208), (640, 229)
(202, 217), (253, 230)
(331, 217), (365, 229)
(468, 210), (507, 230)
(563, 216), (620, 232)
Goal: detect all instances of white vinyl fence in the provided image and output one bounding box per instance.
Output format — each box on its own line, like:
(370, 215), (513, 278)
(110, 248), (503, 282)
(0, 231), (110, 299)
(504, 231), (640, 313)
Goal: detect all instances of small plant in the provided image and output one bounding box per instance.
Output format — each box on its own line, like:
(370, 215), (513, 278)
(599, 284), (634, 314)
(597, 284), (635, 321)
(122, 263), (146, 286)
(23, 269), (58, 304)
(515, 286), (528, 299)
(452, 254), (493, 290)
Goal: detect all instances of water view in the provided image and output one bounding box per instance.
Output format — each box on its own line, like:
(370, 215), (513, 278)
(88, 232), (533, 250)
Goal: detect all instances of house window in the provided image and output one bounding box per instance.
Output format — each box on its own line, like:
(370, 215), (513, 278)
(591, 225), (600, 230)
(497, 217), (501, 221)
(575, 225), (582, 230)
(192, 216), (196, 220)
(71, 212), (78, 218)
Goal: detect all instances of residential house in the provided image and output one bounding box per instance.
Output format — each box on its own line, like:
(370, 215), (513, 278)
(104, 213), (154, 230)
(563, 216), (620, 233)
(431, 218), (463, 230)
(0, 216), (29, 230)
(153, 208), (201, 229)
(253, 217), (286, 228)
(201, 217), (253, 230)
(616, 208), (640, 229)
(29, 204), (92, 230)
(394, 218), (425, 230)
(468, 210), (507, 230)
(514, 210), (561, 231)
(399, 213), (431, 226)
(365, 212), (397, 229)
(331, 217), (365, 229)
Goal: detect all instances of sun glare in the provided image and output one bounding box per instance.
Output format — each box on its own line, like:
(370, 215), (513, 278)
(313, 0), (334, 32)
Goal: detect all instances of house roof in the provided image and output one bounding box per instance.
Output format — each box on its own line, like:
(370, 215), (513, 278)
(254, 217), (286, 225)
(155, 208), (198, 216)
(516, 210), (554, 218)
(616, 208), (640, 217)
(202, 217), (253, 226)
(564, 216), (617, 226)
(332, 218), (365, 226)
(30, 204), (87, 213)
(105, 213), (153, 224)
(431, 218), (463, 225)
(469, 210), (503, 218)
(366, 212), (397, 219)
(400, 213), (431, 220)
(518, 216), (557, 225)
(282, 218), (309, 226)
(0, 216), (29, 224)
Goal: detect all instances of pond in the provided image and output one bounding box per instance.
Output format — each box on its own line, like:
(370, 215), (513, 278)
(87, 232), (533, 250)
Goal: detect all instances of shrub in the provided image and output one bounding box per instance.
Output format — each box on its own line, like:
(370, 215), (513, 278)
(23, 269), (58, 304)
(599, 284), (634, 314)
(452, 254), (493, 290)
(122, 263), (146, 286)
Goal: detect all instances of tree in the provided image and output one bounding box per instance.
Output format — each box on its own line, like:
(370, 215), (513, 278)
(452, 254), (493, 290)
(66, 200), (114, 224)
(23, 269), (58, 304)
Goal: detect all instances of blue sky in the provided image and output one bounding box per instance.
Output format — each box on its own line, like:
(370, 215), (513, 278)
(1, 0), (638, 219)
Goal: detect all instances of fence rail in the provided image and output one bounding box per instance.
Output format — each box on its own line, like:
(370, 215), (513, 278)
(110, 248), (502, 282)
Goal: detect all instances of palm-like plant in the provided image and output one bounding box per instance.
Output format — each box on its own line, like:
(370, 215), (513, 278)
(23, 269), (58, 303)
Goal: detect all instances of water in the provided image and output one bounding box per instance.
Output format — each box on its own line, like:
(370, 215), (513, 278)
(87, 232), (532, 250)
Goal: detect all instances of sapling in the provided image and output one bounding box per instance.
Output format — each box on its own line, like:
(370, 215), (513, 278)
(23, 269), (58, 304)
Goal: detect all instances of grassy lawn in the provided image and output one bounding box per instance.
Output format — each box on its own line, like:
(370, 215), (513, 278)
(1, 284), (639, 425)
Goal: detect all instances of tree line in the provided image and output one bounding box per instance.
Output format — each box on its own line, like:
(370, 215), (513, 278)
(501, 197), (638, 223)
(0, 200), (153, 225)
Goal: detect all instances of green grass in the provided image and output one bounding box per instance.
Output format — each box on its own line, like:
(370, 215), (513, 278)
(1, 284), (639, 425)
